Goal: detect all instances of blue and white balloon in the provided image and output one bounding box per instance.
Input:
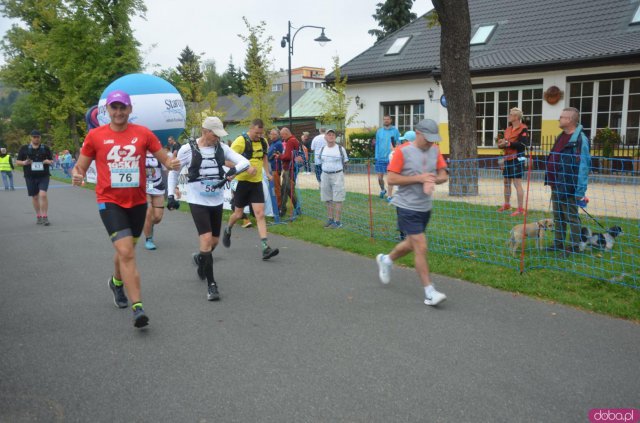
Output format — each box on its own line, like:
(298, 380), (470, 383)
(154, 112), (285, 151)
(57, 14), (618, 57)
(96, 73), (186, 145)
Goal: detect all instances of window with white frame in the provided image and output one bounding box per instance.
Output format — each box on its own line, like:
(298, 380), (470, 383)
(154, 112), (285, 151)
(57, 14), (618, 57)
(475, 87), (543, 147)
(382, 102), (425, 133)
(272, 84), (283, 92)
(569, 77), (640, 145)
(627, 78), (640, 145)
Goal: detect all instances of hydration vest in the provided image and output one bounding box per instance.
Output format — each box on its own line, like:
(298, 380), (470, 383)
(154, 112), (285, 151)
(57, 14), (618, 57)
(240, 133), (268, 161)
(187, 138), (226, 183)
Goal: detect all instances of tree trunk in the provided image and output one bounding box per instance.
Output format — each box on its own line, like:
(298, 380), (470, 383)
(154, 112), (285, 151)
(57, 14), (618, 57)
(432, 0), (478, 196)
(70, 113), (80, 153)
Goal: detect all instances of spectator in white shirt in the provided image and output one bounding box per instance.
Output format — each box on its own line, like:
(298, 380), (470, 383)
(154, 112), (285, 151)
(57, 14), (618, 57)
(316, 129), (349, 229)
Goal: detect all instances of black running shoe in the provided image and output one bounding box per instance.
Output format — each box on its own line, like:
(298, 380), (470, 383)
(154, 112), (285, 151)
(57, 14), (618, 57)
(222, 226), (231, 248)
(108, 277), (128, 308)
(132, 306), (149, 328)
(262, 246), (279, 260)
(192, 253), (206, 281)
(207, 283), (220, 301)
(42, 217), (50, 226)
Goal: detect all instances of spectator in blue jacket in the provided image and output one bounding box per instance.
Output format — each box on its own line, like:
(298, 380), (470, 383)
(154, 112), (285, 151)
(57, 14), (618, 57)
(375, 114), (401, 202)
(544, 107), (591, 255)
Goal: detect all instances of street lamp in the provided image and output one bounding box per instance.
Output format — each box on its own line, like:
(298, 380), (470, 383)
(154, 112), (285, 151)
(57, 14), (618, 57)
(281, 21), (331, 128)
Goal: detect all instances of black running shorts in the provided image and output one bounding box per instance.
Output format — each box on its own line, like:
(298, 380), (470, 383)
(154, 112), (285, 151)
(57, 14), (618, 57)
(396, 207), (432, 236)
(25, 175), (50, 197)
(233, 180), (264, 208)
(98, 202), (147, 242)
(189, 203), (223, 236)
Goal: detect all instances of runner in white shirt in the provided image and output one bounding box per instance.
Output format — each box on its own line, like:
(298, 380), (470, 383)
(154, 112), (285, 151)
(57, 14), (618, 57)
(167, 117), (249, 301)
(142, 152), (166, 250)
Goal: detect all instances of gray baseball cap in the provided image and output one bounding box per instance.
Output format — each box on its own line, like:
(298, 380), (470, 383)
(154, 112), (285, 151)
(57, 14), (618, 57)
(414, 119), (441, 142)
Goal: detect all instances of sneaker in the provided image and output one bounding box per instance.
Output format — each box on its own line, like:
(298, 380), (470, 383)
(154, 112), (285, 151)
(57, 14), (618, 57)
(10, 187), (15, 191)
(497, 204), (511, 212)
(262, 246), (279, 260)
(323, 219), (334, 228)
(424, 290), (447, 306)
(42, 217), (50, 226)
(207, 283), (220, 301)
(242, 219), (253, 228)
(222, 226), (231, 248)
(108, 277), (128, 308)
(36, 216), (43, 225)
(192, 253), (205, 281)
(379, 189), (387, 199)
(132, 306), (149, 328)
(509, 208), (525, 217)
(144, 238), (157, 250)
(376, 254), (391, 284)
(331, 221), (343, 229)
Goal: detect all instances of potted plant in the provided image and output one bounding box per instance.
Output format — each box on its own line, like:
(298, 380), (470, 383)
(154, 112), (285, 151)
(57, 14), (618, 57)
(593, 127), (621, 174)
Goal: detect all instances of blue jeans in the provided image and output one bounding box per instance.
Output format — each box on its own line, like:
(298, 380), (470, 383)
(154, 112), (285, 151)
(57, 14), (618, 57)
(1, 171), (14, 189)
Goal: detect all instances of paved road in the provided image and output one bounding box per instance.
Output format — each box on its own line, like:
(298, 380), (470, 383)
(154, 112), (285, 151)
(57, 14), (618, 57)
(1, 182), (638, 422)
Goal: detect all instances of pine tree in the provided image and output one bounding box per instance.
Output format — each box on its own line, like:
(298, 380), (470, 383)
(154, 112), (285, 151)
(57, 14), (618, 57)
(368, 0), (417, 41)
(176, 46), (204, 102)
(221, 56), (244, 96)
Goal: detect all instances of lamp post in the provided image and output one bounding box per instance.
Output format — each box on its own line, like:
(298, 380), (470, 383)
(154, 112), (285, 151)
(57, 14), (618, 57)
(281, 21), (330, 128)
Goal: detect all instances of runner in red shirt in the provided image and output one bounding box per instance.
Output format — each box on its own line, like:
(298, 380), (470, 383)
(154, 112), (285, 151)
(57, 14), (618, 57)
(72, 90), (180, 328)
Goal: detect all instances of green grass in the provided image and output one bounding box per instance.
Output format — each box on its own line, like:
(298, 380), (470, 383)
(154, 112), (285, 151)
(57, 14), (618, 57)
(267, 213), (640, 322)
(274, 188), (640, 322)
(49, 171), (640, 321)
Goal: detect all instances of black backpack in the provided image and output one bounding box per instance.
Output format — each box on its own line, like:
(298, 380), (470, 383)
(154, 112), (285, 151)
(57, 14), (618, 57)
(241, 133), (268, 161)
(187, 138), (226, 183)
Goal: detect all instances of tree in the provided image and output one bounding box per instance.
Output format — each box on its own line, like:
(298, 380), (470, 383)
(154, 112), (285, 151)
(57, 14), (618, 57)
(238, 17), (277, 127)
(201, 59), (222, 97)
(176, 45), (204, 103)
(154, 67), (182, 89)
(431, 0), (478, 196)
(369, 0), (416, 41)
(0, 0), (145, 153)
(318, 56), (358, 136)
(220, 56), (244, 96)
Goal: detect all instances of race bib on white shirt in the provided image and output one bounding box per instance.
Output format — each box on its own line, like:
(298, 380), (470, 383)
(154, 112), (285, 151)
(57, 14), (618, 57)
(111, 167), (140, 188)
(31, 162), (44, 171)
(194, 179), (223, 198)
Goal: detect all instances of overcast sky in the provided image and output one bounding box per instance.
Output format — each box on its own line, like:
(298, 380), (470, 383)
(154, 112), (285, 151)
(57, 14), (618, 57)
(0, 0), (433, 74)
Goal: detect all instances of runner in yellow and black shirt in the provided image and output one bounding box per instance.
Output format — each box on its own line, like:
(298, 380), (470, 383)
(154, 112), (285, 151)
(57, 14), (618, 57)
(222, 118), (279, 260)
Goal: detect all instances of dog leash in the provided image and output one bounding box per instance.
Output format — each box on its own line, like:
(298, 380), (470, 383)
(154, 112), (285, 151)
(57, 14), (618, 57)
(579, 206), (607, 231)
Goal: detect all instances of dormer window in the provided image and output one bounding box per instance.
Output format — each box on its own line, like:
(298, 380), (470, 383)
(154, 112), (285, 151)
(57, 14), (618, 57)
(385, 36), (411, 56)
(632, 5), (640, 24)
(470, 24), (497, 45)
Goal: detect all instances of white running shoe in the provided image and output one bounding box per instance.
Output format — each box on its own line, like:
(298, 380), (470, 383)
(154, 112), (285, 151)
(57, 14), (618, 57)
(424, 290), (447, 306)
(376, 254), (391, 284)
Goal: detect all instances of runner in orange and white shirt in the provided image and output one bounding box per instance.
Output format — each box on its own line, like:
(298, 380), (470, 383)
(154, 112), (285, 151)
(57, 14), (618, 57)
(376, 118), (449, 307)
